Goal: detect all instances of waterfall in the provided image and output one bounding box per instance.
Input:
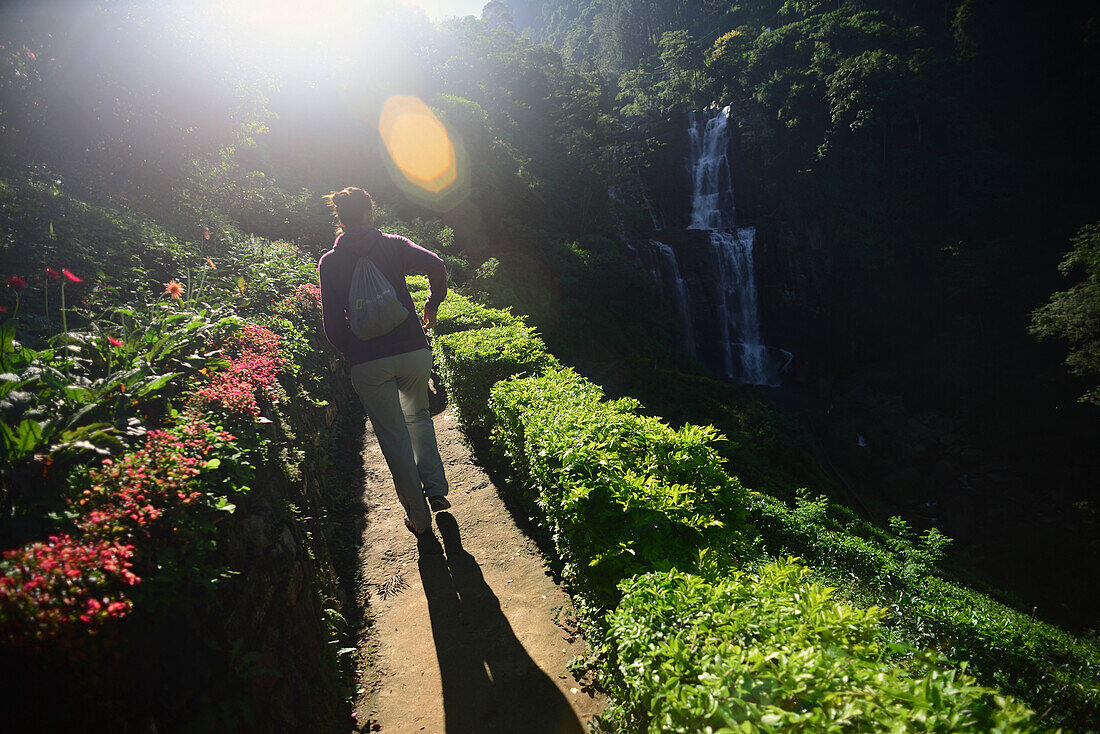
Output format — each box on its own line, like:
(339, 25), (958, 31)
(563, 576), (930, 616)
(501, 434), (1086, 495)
(688, 110), (735, 230)
(618, 106), (788, 385)
(688, 107), (778, 386)
(636, 239), (695, 355)
(710, 229), (771, 383)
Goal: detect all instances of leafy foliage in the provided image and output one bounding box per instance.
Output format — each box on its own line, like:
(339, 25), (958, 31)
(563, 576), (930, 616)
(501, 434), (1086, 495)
(0, 302), (236, 534)
(601, 563), (1037, 732)
(434, 321), (559, 437)
(1030, 222), (1100, 406)
(407, 275), (519, 336)
(435, 299), (1100, 729)
(490, 367), (752, 606)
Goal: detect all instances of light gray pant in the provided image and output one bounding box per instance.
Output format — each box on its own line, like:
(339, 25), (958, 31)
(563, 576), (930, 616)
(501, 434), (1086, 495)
(350, 348), (448, 533)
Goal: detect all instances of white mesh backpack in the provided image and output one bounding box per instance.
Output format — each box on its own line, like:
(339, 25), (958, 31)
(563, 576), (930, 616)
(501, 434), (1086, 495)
(347, 247), (409, 341)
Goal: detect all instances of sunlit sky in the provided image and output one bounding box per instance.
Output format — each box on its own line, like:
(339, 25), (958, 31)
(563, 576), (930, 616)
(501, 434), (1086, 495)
(395, 0), (488, 20)
(170, 0), (487, 209)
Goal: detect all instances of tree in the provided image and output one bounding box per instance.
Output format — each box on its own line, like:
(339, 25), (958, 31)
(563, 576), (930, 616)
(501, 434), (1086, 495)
(706, 26), (755, 96)
(482, 1), (515, 31)
(657, 30), (713, 107)
(1030, 222), (1100, 407)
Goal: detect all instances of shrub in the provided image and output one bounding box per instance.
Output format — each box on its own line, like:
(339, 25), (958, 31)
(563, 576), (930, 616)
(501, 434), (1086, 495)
(489, 368), (752, 605)
(435, 323), (1100, 729)
(0, 535), (138, 647)
(189, 323), (287, 418)
(600, 562), (1037, 733)
(433, 323), (558, 437)
(272, 282), (321, 321)
(75, 418), (241, 547)
(1, 417), (241, 647)
(406, 275), (518, 335)
(433, 297), (519, 336)
(747, 490), (1100, 726)
(406, 274), (431, 296)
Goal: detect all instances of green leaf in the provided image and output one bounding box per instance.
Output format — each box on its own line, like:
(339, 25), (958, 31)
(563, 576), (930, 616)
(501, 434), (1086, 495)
(131, 372), (179, 397)
(63, 401), (101, 429)
(0, 418), (48, 459)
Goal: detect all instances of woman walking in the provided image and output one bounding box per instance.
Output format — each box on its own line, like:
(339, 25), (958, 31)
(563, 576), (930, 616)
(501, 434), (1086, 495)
(318, 187), (450, 541)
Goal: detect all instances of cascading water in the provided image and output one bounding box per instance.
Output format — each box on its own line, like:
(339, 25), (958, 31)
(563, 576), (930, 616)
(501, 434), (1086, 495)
(635, 239), (695, 355)
(710, 229), (769, 381)
(618, 106), (789, 384)
(687, 107), (778, 386)
(613, 145), (689, 349)
(688, 110), (735, 230)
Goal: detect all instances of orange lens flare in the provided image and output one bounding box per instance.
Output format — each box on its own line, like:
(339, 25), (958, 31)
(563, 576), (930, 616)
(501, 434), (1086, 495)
(379, 96), (457, 194)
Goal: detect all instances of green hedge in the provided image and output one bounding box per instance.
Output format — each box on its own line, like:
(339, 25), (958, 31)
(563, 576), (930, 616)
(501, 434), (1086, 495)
(427, 298), (1095, 731)
(433, 323), (558, 437)
(748, 491), (1100, 726)
(406, 274), (431, 296)
(601, 563), (1036, 733)
(408, 275), (519, 335)
(490, 367), (753, 605)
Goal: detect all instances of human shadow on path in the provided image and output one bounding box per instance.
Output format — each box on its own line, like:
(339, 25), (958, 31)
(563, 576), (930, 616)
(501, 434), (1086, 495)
(418, 512), (584, 734)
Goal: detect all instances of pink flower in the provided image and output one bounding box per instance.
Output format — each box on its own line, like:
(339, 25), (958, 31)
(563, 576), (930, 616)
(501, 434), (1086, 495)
(108, 337), (123, 347)
(62, 269), (82, 283)
(7, 276), (26, 291)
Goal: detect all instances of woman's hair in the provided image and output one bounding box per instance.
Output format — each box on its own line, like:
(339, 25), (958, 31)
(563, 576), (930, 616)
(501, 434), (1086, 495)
(322, 187), (374, 235)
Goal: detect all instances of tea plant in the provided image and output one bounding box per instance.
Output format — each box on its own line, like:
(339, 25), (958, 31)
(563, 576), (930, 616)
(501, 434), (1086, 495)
(599, 562), (1037, 732)
(434, 322), (559, 437)
(491, 367), (753, 606)
(407, 276), (519, 336)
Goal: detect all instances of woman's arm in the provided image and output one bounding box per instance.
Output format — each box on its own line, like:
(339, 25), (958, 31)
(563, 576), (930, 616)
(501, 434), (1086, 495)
(399, 238), (448, 322)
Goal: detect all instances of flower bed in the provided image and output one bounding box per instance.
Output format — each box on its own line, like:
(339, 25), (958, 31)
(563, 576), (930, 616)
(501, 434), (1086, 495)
(1, 240), (351, 731)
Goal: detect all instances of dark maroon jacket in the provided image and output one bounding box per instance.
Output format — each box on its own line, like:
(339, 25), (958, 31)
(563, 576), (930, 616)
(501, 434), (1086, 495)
(318, 226), (447, 366)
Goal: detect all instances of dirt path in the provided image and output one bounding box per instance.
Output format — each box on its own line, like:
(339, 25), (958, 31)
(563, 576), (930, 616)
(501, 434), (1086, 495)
(352, 404), (604, 733)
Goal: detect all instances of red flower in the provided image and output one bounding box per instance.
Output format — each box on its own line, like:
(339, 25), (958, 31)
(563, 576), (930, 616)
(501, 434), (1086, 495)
(45, 267), (60, 280)
(62, 269), (82, 283)
(203, 230), (210, 241)
(108, 337), (123, 347)
(0, 305), (7, 313)
(7, 276), (26, 291)
(206, 257), (216, 269)
(164, 280), (184, 300)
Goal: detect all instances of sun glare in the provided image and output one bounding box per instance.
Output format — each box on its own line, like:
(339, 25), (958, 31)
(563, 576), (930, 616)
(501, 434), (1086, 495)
(394, 0), (486, 21)
(379, 95), (465, 205)
(193, 0), (375, 76)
